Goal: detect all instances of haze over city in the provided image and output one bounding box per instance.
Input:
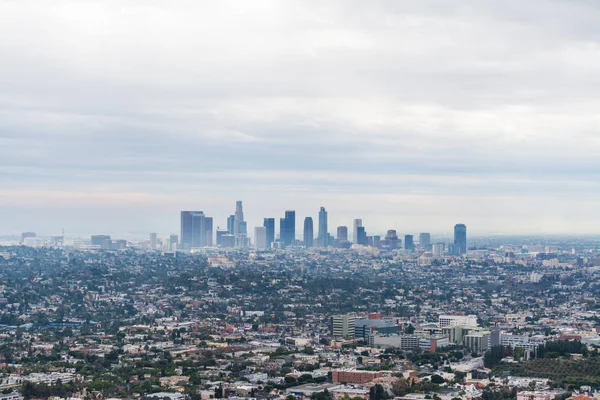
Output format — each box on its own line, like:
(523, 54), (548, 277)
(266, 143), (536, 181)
(2, 0), (600, 236)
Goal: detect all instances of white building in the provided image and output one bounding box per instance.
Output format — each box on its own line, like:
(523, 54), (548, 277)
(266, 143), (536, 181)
(254, 227), (267, 249)
(439, 315), (478, 328)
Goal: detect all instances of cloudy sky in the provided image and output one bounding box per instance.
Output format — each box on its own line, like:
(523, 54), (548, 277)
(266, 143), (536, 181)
(1, 0), (600, 238)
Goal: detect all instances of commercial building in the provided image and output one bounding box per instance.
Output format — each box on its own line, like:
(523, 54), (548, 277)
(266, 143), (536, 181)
(254, 227), (267, 249)
(330, 315), (356, 339)
(419, 232), (431, 248)
(91, 235), (111, 250)
(353, 219), (362, 244)
(404, 235), (414, 251)
(180, 211), (213, 249)
(454, 223), (467, 255)
(331, 370), (382, 384)
(280, 210), (296, 245)
(149, 232), (157, 249)
(354, 314), (400, 340)
(304, 217), (314, 247)
(439, 315), (478, 328)
(464, 330), (490, 353)
(317, 206), (328, 246)
(337, 226), (348, 241)
(263, 218), (275, 248)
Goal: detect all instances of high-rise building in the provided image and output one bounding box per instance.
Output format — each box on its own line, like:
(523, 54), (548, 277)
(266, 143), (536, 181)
(280, 210), (296, 245)
(227, 215), (235, 234)
(356, 226), (367, 245)
(433, 243), (445, 257)
(304, 217), (314, 247)
(233, 201), (246, 236)
(330, 315), (356, 339)
(149, 233), (157, 249)
(263, 218), (275, 248)
(216, 230), (228, 246)
(254, 226), (267, 249)
(337, 226), (348, 241)
(317, 206), (328, 246)
(454, 224), (467, 255)
(169, 234), (178, 251)
(353, 219), (363, 244)
(419, 233), (431, 247)
(20, 232), (36, 244)
(204, 217), (213, 246)
(180, 211), (212, 249)
(91, 235), (111, 250)
(404, 234), (414, 251)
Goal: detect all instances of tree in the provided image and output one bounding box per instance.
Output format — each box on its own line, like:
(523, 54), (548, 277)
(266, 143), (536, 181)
(392, 378), (408, 396)
(431, 375), (445, 384)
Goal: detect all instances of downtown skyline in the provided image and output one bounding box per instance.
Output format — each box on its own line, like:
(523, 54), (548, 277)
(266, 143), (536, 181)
(2, 1), (600, 236)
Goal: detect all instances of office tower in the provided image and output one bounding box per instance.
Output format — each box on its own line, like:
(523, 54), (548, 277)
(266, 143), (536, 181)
(337, 226), (348, 241)
(454, 223), (467, 255)
(113, 239), (127, 250)
(419, 233), (431, 247)
(91, 235), (111, 250)
(180, 211), (212, 249)
(317, 206), (328, 246)
(303, 217), (314, 247)
(356, 226), (367, 245)
(353, 219), (362, 243)
(280, 210), (296, 245)
(149, 233), (157, 249)
(169, 234), (178, 251)
(227, 215), (235, 234)
(221, 234), (235, 248)
(204, 217), (213, 246)
(234, 200), (246, 236)
(254, 226), (267, 249)
(433, 243), (445, 257)
(330, 315), (356, 339)
(20, 232), (36, 244)
(216, 230), (227, 246)
(263, 218), (275, 248)
(373, 235), (381, 245)
(404, 234), (414, 251)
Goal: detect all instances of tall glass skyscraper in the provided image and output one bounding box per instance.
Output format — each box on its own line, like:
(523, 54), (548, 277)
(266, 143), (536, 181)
(180, 211), (212, 249)
(304, 217), (314, 247)
(317, 206), (328, 246)
(263, 218), (275, 248)
(454, 223), (467, 255)
(280, 210), (296, 245)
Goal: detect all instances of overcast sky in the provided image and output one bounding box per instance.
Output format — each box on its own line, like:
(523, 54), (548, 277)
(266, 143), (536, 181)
(1, 0), (600, 238)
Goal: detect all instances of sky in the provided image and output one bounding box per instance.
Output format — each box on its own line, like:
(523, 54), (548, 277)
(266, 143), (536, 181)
(1, 0), (600, 239)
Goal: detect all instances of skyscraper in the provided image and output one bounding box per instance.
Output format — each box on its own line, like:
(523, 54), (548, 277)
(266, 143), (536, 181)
(227, 215), (235, 234)
(454, 224), (467, 255)
(204, 217), (213, 246)
(180, 211), (212, 249)
(317, 206), (328, 247)
(169, 234), (178, 251)
(304, 217), (314, 247)
(149, 233), (157, 249)
(356, 226), (367, 245)
(419, 233), (431, 248)
(337, 226), (348, 241)
(280, 210), (296, 245)
(254, 226), (267, 249)
(234, 200), (246, 236)
(216, 230), (227, 246)
(263, 218), (275, 248)
(353, 219), (362, 244)
(404, 234), (414, 251)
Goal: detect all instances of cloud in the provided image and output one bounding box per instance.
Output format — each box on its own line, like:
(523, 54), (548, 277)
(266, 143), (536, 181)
(1, 0), (600, 236)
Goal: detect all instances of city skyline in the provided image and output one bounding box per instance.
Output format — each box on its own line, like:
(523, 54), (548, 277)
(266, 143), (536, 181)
(1, 1), (600, 236)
